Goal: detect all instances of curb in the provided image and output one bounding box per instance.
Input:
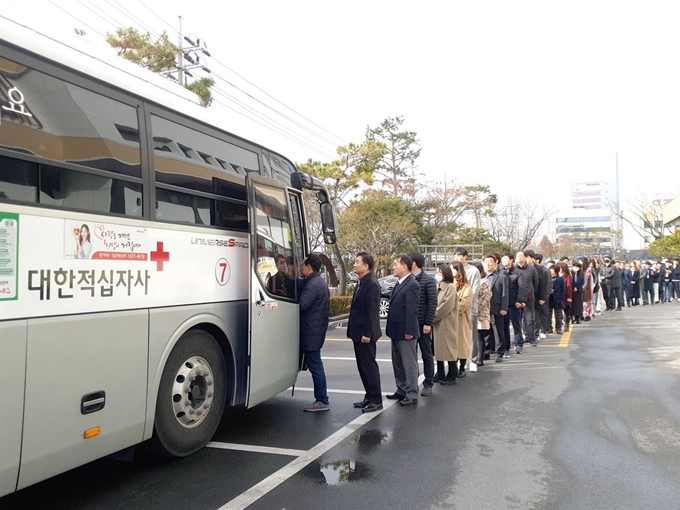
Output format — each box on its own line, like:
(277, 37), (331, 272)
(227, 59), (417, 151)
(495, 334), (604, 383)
(328, 314), (350, 329)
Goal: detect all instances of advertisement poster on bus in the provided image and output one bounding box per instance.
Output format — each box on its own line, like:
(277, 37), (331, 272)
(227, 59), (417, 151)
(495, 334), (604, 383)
(0, 211), (18, 301)
(64, 220), (148, 261)
(1, 212), (250, 320)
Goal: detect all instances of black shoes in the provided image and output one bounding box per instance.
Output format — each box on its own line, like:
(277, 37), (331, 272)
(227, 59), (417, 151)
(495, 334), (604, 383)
(458, 369), (466, 378)
(361, 402), (383, 413)
(399, 397), (418, 406)
(495, 354), (503, 363)
(615, 307), (622, 311)
(440, 377), (457, 385)
(386, 393), (406, 401)
(353, 399), (370, 408)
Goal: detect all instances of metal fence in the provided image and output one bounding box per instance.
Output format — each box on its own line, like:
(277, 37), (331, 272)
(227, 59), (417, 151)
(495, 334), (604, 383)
(417, 244), (485, 271)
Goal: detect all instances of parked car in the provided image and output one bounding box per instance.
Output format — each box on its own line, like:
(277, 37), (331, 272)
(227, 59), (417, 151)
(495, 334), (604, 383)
(378, 275), (397, 318)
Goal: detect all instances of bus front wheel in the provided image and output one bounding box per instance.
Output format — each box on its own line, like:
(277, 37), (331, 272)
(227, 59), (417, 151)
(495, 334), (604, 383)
(150, 329), (227, 457)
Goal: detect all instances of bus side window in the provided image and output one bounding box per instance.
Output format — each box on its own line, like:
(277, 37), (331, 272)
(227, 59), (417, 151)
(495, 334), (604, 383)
(287, 192), (305, 287)
(253, 183), (296, 301)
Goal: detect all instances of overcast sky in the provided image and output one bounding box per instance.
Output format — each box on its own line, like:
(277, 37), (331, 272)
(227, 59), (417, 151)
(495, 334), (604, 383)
(6, 1), (680, 246)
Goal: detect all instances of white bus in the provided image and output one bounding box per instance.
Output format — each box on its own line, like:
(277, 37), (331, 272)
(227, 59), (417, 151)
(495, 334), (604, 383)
(0, 17), (337, 497)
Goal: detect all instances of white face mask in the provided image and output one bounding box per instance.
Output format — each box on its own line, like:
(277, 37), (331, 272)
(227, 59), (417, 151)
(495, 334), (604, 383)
(572, 267), (578, 272)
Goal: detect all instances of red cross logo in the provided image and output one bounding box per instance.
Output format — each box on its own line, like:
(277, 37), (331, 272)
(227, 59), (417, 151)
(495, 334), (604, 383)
(150, 241), (170, 271)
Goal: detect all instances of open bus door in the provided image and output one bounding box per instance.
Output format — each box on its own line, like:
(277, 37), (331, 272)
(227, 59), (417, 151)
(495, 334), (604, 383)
(246, 175), (305, 407)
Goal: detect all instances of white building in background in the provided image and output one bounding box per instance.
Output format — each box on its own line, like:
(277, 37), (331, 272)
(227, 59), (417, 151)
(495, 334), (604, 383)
(570, 181), (618, 210)
(556, 180), (621, 254)
(555, 208), (615, 255)
(662, 196), (680, 233)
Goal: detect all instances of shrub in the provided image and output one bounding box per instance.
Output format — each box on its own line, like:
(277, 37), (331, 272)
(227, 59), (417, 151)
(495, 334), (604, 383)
(329, 296), (353, 317)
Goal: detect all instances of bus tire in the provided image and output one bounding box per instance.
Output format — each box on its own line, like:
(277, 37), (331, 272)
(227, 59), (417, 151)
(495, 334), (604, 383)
(150, 329), (227, 457)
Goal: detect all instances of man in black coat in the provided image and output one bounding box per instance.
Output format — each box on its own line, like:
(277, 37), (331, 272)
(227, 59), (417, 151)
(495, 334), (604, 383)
(409, 252), (437, 394)
(599, 257), (616, 311)
(612, 260), (623, 311)
(299, 254), (331, 412)
(483, 253), (509, 361)
(672, 258), (680, 301)
(502, 253), (522, 349)
(386, 255), (421, 406)
(347, 252), (383, 413)
(515, 250), (539, 351)
(530, 252), (550, 339)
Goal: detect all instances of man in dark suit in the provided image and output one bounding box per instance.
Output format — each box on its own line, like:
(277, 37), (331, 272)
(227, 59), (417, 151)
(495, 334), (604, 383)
(408, 252), (437, 396)
(483, 253), (509, 361)
(386, 255), (421, 406)
(533, 253), (551, 338)
(515, 250), (539, 351)
(347, 252), (383, 413)
(501, 252), (521, 351)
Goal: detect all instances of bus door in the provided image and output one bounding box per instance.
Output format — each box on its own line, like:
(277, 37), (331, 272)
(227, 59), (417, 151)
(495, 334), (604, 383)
(246, 175), (305, 407)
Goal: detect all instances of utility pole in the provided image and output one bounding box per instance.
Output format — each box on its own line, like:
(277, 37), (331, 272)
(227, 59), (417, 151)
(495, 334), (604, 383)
(177, 16), (184, 86)
(160, 16), (211, 86)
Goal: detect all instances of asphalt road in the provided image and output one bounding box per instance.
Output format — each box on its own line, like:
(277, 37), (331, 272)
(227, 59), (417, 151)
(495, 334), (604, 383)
(3, 302), (680, 510)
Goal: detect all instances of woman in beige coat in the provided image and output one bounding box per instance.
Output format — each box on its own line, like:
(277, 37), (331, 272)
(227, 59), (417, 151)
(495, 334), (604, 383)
(433, 264), (459, 385)
(451, 261), (473, 375)
(471, 261), (490, 370)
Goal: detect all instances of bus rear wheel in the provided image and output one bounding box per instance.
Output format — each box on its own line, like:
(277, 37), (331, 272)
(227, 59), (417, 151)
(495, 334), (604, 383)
(150, 329), (227, 457)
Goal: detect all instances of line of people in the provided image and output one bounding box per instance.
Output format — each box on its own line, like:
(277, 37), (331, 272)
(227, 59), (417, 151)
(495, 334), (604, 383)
(298, 250), (680, 412)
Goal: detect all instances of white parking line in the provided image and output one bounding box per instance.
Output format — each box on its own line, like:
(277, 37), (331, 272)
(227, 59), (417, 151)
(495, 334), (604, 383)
(206, 442), (307, 457)
(218, 375), (424, 510)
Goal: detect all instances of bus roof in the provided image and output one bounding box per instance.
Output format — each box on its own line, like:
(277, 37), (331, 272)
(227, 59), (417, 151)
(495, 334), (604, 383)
(0, 15), (290, 162)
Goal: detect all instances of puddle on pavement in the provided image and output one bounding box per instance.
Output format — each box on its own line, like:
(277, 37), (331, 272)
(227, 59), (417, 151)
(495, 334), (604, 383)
(311, 429), (390, 485)
(319, 459), (372, 485)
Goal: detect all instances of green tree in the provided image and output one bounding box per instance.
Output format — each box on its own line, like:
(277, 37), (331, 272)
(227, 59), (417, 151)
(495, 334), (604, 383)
(365, 116), (421, 197)
(463, 184), (498, 229)
(106, 27), (213, 106)
(648, 230), (680, 258)
(449, 227), (511, 256)
(185, 77), (215, 107)
(299, 141), (386, 208)
(338, 194), (421, 273)
(417, 179), (469, 244)
(298, 140), (386, 294)
(107, 27), (179, 72)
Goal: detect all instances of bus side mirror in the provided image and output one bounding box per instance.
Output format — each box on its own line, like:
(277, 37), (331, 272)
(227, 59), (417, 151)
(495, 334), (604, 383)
(320, 202), (337, 245)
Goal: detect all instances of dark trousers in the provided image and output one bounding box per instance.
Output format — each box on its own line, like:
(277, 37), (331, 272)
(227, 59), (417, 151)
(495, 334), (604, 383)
(522, 297), (537, 343)
(509, 306), (523, 343)
(417, 328), (435, 388)
(615, 287), (623, 309)
(602, 285), (615, 310)
(491, 314), (507, 353)
(352, 341), (382, 404)
(502, 313), (511, 349)
(539, 301), (549, 334)
(303, 349), (328, 405)
(674, 281), (680, 299)
(643, 287), (654, 305)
